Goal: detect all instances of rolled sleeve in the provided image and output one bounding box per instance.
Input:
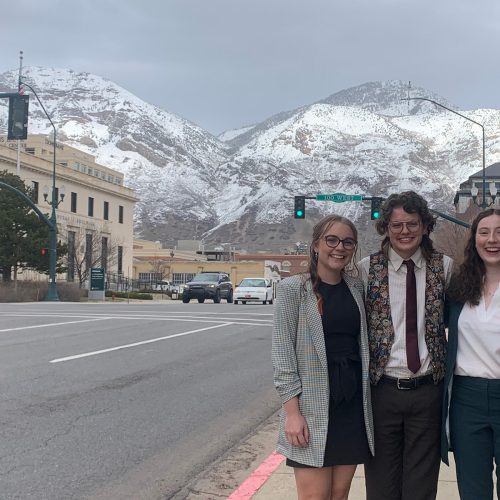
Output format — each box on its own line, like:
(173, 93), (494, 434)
(272, 279), (302, 404)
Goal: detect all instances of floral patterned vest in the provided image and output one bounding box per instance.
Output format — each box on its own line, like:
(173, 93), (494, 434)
(366, 251), (446, 384)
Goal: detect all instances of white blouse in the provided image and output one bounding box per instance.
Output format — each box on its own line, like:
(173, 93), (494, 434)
(455, 285), (500, 379)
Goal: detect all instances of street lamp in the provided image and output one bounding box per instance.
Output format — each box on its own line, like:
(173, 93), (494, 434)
(471, 183), (497, 208)
(402, 96), (489, 209)
(20, 80), (60, 300)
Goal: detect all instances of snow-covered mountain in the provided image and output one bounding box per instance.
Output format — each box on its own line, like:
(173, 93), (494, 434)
(1, 68), (499, 252)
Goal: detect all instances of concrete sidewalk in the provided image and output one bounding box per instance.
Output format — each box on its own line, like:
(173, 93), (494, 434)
(251, 457), (461, 499)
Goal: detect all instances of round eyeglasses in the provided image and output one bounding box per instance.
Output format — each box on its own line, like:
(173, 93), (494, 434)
(388, 221), (421, 233)
(324, 235), (357, 250)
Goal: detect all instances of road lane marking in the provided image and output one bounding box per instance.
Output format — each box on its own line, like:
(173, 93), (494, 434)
(0, 317), (111, 333)
(50, 322), (232, 363)
(0, 313), (272, 326)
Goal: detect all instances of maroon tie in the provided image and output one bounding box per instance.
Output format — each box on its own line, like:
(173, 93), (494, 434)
(404, 260), (421, 373)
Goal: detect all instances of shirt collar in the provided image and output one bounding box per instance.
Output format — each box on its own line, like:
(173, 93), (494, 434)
(388, 246), (424, 272)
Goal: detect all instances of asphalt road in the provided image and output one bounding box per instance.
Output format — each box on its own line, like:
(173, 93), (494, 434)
(0, 300), (281, 500)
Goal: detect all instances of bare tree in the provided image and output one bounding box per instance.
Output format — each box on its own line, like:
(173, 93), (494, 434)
(432, 204), (479, 265)
(148, 255), (169, 280)
(61, 228), (123, 287)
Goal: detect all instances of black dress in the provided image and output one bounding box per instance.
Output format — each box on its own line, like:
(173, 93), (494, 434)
(287, 279), (370, 468)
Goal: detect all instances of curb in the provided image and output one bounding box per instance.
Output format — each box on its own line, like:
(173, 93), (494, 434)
(228, 452), (285, 499)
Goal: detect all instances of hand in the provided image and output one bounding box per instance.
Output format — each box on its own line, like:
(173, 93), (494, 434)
(285, 412), (309, 448)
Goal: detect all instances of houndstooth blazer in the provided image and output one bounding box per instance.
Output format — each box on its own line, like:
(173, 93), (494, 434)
(272, 273), (375, 467)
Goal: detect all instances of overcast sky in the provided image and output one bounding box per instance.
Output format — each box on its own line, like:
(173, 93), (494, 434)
(1, 0), (499, 134)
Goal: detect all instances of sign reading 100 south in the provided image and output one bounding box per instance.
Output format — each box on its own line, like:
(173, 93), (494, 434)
(316, 193), (363, 203)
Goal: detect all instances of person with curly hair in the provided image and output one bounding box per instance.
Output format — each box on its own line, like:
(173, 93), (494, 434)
(359, 191), (454, 500)
(273, 214), (374, 499)
(441, 208), (500, 499)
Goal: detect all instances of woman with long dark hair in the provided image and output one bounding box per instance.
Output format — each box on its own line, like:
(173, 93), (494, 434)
(273, 214), (374, 499)
(441, 208), (500, 499)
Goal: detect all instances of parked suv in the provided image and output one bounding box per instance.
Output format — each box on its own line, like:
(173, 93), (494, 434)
(182, 272), (233, 304)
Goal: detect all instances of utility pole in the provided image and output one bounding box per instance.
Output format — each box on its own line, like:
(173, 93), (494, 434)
(16, 50), (23, 176)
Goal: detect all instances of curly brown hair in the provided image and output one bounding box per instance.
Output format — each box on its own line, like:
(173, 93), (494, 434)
(375, 190), (437, 261)
(305, 214), (359, 308)
(448, 208), (500, 305)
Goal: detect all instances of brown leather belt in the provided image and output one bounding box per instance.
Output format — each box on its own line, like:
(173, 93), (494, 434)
(380, 374), (434, 390)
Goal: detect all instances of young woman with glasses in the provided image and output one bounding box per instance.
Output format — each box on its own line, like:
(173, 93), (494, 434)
(273, 214), (374, 500)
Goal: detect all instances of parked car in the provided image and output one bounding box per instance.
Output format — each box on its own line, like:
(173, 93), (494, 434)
(234, 278), (274, 305)
(182, 272), (233, 304)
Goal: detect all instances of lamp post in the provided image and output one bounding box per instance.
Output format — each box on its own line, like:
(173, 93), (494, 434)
(20, 80), (61, 300)
(402, 97), (490, 209)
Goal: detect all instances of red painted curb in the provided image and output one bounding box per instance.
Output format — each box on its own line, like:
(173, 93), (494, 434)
(227, 451), (285, 499)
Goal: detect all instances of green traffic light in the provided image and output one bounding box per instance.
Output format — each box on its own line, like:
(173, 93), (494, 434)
(296, 210), (303, 217)
(373, 212), (379, 219)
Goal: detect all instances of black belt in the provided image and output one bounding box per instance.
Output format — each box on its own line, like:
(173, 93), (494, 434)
(380, 374), (434, 390)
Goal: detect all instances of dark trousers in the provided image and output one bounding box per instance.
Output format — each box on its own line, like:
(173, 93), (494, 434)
(450, 375), (500, 500)
(364, 378), (443, 500)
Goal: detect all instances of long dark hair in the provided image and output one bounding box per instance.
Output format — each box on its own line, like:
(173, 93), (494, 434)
(375, 191), (437, 261)
(448, 208), (500, 305)
(306, 214), (359, 305)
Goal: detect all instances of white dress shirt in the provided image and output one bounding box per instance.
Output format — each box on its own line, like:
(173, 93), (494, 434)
(360, 247), (454, 379)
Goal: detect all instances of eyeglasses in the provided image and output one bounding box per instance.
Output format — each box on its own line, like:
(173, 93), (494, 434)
(324, 235), (357, 250)
(388, 221), (421, 233)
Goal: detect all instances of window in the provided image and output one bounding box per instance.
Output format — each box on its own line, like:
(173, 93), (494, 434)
(117, 246), (123, 274)
(25, 147), (35, 154)
(67, 231), (75, 282)
(85, 233), (93, 271)
(88, 197), (94, 217)
(103, 201), (109, 220)
(101, 236), (108, 271)
(138, 272), (163, 281)
(31, 181), (39, 204)
(71, 192), (77, 213)
(118, 205), (124, 224)
(172, 273), (196, 285)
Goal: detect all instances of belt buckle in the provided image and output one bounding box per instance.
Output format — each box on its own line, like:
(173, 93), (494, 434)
(396, 377), (413, 390)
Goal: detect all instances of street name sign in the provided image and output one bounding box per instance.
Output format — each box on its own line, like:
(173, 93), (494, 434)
(316, 193), (363, 203)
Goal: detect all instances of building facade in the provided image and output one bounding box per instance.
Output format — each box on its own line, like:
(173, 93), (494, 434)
(132, 240), (283, 289)
(454, 163), (500, 213)
(0, 135), (138, 283)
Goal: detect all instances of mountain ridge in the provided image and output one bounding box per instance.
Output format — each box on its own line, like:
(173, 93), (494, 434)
(1, 68), (499, 252)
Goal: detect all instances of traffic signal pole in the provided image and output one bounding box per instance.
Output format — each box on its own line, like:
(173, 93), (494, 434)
(296, 192), (471, 229)
(1, 81), (60, 300)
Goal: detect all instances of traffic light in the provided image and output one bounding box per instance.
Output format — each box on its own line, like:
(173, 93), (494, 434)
(370, 197), (383, 220)
(294, 196), (305, 219)
(7, 94), (29, 140)
(41, 247), (48, 256)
